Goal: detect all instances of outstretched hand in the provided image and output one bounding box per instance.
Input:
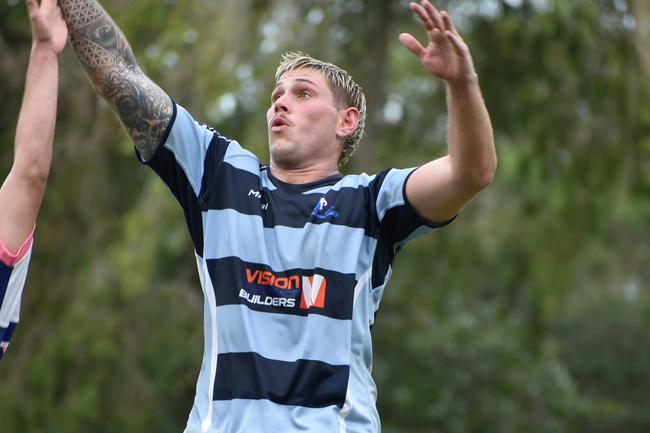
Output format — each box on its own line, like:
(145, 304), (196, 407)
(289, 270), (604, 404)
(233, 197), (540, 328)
(27, 0), (68, 54)
(399, 0), (476, 86)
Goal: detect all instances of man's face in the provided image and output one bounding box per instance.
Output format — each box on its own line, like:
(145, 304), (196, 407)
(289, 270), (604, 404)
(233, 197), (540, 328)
(267, 68), (342, 168)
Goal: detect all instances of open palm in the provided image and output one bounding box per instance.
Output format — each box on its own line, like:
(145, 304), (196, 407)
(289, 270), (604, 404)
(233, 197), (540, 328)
(399, 0), (476, 85)
(27, 0), (68, 54)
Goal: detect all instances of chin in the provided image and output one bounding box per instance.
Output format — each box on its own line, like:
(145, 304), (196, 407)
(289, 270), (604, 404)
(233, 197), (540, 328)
(270, 142), (301, 165)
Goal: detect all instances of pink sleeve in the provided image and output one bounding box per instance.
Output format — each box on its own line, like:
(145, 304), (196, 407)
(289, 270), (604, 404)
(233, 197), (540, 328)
(0, 227), (35, 266)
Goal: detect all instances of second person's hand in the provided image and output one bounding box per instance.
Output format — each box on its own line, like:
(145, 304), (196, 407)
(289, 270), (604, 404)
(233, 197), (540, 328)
(27, 0), (68, 54)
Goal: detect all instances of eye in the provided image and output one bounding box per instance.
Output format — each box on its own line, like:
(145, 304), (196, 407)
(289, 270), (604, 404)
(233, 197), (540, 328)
(298, 90), (311, 99)
(271, 89), (283, 102)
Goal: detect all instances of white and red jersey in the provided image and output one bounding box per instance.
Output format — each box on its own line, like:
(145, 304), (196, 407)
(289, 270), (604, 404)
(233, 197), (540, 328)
(0, 232), (33, 361)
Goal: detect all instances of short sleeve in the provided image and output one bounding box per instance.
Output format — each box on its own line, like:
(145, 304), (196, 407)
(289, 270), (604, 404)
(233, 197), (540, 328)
(137, 102), (233, 256)
(373, 167), (450, 249)
(368, 168), (454, 291)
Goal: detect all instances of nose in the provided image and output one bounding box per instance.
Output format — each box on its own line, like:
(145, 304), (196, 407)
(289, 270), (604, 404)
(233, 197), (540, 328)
(273, 94), (289, 114)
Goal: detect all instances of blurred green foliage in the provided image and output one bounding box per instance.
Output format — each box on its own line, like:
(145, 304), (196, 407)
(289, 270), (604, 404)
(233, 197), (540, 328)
(1, 0), (648, 432)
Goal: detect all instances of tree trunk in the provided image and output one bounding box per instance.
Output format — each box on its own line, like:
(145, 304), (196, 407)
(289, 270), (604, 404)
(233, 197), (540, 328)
(629, 0), (650, 75)
(351, 0), (394, 173)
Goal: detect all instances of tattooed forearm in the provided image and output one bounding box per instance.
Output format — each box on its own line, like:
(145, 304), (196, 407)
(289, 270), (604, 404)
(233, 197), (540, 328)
(59, 0), (172, 160)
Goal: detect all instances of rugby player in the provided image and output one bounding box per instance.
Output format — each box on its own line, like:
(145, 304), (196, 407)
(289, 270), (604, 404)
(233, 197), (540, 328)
(60, 0), (496, 431)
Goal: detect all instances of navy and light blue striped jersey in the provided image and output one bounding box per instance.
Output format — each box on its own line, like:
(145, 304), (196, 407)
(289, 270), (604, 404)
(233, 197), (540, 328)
(0, 234), (33, 361)
(141, 102), (449, 433)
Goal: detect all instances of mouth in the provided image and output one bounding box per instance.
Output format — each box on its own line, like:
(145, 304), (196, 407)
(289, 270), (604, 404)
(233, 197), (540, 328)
(270, 116), (291, 130)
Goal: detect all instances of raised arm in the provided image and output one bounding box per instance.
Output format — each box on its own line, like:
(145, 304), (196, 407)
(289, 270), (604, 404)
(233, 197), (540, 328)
(0, 0), (67, 253)
(400, 0), (497, 223)
(59, 0), (173, 161)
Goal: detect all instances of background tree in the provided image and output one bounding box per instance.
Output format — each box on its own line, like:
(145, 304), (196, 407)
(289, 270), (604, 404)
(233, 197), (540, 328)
(1, 0), (648, 432)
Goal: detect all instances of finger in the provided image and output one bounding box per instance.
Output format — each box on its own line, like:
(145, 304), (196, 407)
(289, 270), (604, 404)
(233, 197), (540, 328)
(45, 0), (60, 12)
(441, 11), (459, 36)
(410, 2), (446, 45)
(399, 33), (427, 59)
(410, 2), (434, 32)
(422, 0), (445, 31)
(445, 31), (467, 57)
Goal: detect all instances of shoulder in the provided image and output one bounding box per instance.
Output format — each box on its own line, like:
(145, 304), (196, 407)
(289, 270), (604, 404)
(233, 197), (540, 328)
(338, 168), (416, 200)
(335, 172), (377, 190)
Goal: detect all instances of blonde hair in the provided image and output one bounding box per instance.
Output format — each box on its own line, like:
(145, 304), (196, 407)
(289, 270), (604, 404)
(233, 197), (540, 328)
(275, 52), (367, 165)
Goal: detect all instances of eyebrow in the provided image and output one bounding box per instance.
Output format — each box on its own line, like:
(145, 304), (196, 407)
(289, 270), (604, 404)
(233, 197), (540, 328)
(273, 78), (319, 91)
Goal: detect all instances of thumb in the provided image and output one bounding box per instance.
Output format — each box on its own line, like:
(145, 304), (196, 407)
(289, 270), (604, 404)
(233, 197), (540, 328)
(399, 33), (426, 59)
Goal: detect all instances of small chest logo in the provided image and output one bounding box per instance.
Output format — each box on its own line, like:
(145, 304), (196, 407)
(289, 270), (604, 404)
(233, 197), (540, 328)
(248, 189), (269, 211)
(310, 197), (339, 220)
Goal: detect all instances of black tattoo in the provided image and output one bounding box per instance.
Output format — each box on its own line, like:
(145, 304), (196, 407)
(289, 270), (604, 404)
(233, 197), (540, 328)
(60, 0), (172, 160)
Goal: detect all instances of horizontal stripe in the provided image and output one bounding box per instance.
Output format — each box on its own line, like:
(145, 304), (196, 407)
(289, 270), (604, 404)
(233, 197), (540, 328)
(395, 224), (437, 250)
(160, 103), (211, 196)
(299, 172), (376, 195)
(195, 255), (220, 430)
(371, 199), (438, 289)
(0, 249), (30, 327)
(199, 162), (381, 233)
(205, 397), (341, 433)
(0, 322), (17, 344)
(216, 304), (351, 366)
(223, 140), (266, 178)
(201, 165), (270, 217)
(0, 263), (11, 306)
(213, 352), (350, 408)
(203, 209), (377, 276)
(207, 256), (355, 320)
(371, 228), (393, 290)
(375, 168), (412, 222)
(383, 202), (436, 244)
(198, 132), (234, 201)
(147, 144), (206, 256)
(340, 351), (382, 432)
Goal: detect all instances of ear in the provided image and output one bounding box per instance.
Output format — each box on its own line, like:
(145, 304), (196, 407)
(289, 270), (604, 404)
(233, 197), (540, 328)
(336, 107), (360, 139)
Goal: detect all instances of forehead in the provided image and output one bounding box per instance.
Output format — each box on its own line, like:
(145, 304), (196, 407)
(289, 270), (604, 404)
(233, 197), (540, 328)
(274, 68), (330, 89)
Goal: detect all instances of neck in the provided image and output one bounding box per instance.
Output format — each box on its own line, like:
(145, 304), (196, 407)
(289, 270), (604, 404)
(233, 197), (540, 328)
(269, 161), (340, 184)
